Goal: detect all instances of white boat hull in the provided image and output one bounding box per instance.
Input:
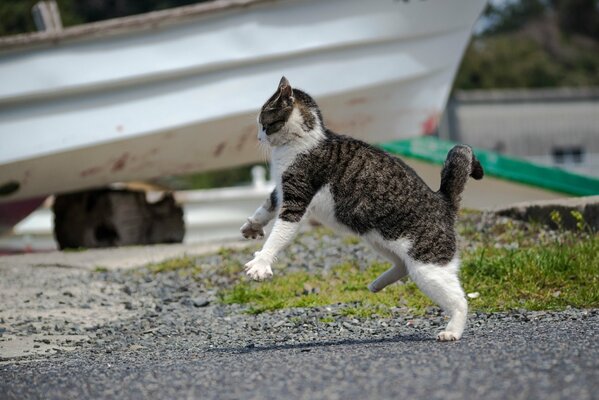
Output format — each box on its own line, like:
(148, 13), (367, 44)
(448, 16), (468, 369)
(0, 0), (486, 204)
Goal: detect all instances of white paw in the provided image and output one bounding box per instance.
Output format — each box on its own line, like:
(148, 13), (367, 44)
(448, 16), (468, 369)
(244, 257), (273, 281)
(437, 331), (461, 342)
(240, 219), (264, 240)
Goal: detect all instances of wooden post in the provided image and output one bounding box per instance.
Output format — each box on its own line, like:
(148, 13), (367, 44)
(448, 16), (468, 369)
(32, 0), (63, 32)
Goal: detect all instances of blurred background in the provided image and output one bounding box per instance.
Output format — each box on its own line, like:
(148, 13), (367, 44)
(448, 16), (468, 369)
(0, 0), (598, 252)
(3, 0), (598, 179)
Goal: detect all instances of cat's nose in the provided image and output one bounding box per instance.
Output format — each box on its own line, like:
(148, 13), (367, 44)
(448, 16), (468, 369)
(257, 125), (267, 142)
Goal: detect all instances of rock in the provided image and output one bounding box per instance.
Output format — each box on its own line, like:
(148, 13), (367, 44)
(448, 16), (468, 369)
(273, 320), (286, 329)
(494, 195), (599, 231)
(342, 322), (354, 331)
(192, 298), (210, 308)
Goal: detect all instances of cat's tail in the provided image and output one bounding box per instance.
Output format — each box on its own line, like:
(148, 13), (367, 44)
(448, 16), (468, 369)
(439, 145), (484, 210)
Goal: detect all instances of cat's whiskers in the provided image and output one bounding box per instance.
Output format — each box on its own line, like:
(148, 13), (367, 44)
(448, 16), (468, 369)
(256, 141), (271, 163)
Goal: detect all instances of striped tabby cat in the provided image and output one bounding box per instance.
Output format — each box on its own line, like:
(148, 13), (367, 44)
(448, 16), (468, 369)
(240, 77), (483, 341)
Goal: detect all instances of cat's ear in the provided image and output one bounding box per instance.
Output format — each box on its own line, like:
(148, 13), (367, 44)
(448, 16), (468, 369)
(278, 76), (293, 101)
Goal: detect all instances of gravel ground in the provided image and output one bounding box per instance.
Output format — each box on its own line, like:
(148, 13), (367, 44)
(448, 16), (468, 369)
(1, 213), (598, 399)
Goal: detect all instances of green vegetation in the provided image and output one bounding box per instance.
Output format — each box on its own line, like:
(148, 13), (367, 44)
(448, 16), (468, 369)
(147, 256), (198, 274)
(218, 231), (598, 316)
(455, 34), (599, 89)
(219, 261), (432, 316)
(217, 210), (598, 317)
(456, 0), (599, 89)
(342, 236), (361, 246)
(461, 234), (598, 311)
(319, 316), (336, 324)
(142, 209), (597, 318)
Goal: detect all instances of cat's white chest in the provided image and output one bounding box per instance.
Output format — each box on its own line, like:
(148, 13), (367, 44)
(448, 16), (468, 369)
(270, 148), (296, 182)
(270, 151), (290, 204)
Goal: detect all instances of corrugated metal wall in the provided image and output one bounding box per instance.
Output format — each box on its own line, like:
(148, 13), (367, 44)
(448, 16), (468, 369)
(439, 88), (599, 177)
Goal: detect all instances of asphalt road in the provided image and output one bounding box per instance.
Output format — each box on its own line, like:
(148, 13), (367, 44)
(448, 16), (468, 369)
(2, 314), (597, 400)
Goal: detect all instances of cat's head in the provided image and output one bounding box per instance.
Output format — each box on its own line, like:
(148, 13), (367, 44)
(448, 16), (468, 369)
(257, 76), (324, 147)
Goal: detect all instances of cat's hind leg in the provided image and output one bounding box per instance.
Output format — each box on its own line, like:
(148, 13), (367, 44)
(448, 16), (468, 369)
(365, 240), (408, 293)
(407, 258), (468, 341)
(368, 264), (407, 293)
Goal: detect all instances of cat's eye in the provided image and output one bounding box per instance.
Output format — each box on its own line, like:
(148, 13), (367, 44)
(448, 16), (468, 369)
(265, 121), (284, 135)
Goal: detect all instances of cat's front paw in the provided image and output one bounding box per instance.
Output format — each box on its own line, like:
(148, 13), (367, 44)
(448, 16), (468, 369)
(244, 256), (273, 281)
(240, 219), (265, 240)
(437, 331), (461, 342)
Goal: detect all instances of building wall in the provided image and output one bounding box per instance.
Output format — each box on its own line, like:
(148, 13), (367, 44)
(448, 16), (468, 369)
(439, 88), (599, 177)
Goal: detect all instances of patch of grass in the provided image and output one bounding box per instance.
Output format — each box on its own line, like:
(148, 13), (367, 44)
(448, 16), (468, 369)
(219, 261), (433, 317)
(461, 233), (599, 311)
(319, 316), (335, 324)
(220, 231), (599, 316)
(139, 246), (252, 289)
(147, 256), (198, 274)
(217, 247), (235, 259)
(342, 235), (361, 246)
(93, 266), (109, 273)
(311, 225), (335, 238)
(216, 260), (244, 279)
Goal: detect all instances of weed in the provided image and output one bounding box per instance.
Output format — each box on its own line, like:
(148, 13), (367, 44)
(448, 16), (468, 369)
(342, 236), (361, 246)
(550, 209), (563, 230)
(147, 256), (198, 274)
(571, 210), (592, 233)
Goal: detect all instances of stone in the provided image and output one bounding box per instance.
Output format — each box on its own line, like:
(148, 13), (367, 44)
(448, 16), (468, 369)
(192, 298), (210, 308)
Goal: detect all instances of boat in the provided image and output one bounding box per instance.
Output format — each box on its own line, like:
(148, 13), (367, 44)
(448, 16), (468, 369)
(0, 0), (487, 234)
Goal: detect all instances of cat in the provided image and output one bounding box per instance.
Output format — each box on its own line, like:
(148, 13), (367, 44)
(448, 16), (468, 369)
(240, 77), (484, 341)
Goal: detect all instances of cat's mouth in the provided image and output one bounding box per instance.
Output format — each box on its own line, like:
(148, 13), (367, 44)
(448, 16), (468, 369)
(257, 124), (268, 143)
